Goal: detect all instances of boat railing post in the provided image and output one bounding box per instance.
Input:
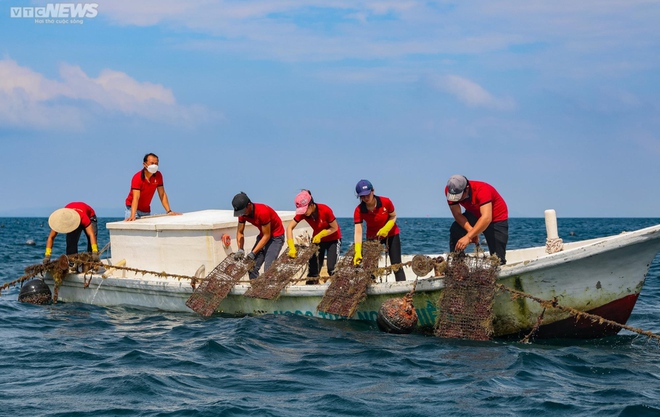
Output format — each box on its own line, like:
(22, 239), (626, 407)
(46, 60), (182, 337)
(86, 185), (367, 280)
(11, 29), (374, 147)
(544, 209), (563, 254)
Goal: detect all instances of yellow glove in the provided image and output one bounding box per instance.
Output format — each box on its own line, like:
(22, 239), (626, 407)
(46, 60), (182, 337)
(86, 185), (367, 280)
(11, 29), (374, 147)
(312, 229), (330, 244)
(353, 242), (362, 265)
(287, 239), (297, 258)
(377, 220), (395, 238)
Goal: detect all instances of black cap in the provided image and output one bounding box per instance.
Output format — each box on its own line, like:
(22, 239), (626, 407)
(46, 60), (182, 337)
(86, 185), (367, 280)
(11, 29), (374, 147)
(232, 192), (251, 217)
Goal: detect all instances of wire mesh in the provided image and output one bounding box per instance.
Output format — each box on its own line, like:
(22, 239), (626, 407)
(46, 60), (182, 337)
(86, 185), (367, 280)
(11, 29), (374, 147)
(185, 255), (255, 317)
(244, 243), (319, 300)
(316, 241), (382, 317)
(434, 252), (499, 340)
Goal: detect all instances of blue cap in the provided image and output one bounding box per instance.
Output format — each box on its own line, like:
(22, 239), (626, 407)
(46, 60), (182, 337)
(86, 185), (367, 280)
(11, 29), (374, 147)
(355, 179), (373, 196)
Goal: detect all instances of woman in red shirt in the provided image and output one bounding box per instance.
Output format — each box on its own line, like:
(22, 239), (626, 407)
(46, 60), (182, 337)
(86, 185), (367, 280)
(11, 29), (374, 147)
(353, 179), (406, 282)
(286, 190), (342, 280)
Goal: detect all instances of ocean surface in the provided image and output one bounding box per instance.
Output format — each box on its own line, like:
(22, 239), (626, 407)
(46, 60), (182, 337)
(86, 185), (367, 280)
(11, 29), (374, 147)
(2, 217), (660, 416)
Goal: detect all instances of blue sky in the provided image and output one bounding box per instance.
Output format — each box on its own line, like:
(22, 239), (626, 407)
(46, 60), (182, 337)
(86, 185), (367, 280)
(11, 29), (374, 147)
(1, 1), (659, 218)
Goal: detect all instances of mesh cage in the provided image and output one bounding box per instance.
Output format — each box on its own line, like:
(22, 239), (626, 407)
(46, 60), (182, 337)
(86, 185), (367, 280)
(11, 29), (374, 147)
(186, 256), (255, 317)
(316, 241), (382, 317)
(434, 252), (499, 340)
(244, 243), (319, 300)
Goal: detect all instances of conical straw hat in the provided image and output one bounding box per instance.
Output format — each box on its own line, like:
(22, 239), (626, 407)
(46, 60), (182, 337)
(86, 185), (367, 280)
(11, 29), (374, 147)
(48, 208), (80, 233)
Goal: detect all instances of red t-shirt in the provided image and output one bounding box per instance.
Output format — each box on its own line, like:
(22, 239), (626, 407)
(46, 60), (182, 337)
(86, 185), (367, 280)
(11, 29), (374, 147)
(445, 180), (508, 222)
(293, 203), (342, 242)
(65, 202), (95, 228)
(125, 170), (164, 213)
(238, 203), (285, 238)
(353, 196), (400, 240)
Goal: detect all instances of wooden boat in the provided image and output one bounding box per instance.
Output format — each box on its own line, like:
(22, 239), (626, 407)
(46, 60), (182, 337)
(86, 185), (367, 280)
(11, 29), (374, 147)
(42, 210), (660, 339)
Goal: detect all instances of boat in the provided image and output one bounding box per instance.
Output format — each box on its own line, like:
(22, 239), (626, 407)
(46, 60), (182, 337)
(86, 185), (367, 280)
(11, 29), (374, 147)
(41, 209), (660, 339)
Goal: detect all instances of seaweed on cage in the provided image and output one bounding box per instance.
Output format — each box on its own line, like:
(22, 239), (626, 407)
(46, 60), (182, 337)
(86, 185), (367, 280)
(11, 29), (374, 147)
(244, 243), (320, 300)
(434, 252), (499, 341)
(316, 241), (382, 317)
(186, 255), (255, 317)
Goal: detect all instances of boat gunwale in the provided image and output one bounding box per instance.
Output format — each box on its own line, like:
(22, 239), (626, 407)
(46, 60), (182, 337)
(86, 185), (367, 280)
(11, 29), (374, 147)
(50, 223), (660, 300)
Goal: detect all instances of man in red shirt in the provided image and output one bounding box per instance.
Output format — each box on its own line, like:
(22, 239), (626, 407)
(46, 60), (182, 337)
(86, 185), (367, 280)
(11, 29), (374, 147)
(125, 153), (180, 221)
(232, 192), (285, 279)
(44, 202), (99, 262)
(286, 190), (342, 279)
(445, 175), (509, 265)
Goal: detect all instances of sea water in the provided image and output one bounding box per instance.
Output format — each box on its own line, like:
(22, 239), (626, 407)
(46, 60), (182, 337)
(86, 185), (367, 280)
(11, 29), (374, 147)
(1, 217), (660, 416)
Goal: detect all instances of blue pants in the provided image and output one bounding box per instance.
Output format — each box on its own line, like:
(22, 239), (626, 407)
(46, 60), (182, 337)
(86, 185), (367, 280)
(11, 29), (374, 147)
(125, 207), (150, 219)
(249, 235), (285, 279)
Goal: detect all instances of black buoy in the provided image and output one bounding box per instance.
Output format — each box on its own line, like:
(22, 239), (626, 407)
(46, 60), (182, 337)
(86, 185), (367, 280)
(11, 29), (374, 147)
(18, 279), (53, 305)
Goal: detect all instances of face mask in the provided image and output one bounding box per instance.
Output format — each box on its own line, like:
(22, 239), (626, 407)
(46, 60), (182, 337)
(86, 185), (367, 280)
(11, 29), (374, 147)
(146, 164), (158, 174)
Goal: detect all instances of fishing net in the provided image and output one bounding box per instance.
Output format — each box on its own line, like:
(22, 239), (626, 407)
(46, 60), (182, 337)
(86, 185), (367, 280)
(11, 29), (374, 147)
(244, 243), (319, 300)
(185, 255), (255, 317)
(434, 252), (500, 341)
(316, 241), (382, 317)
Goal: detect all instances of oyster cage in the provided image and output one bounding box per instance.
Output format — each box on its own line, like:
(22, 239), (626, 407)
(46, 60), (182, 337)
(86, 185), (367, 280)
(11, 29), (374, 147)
(434, 252), (500, 341)
(244, 243), (320, 300)
(186, 255), (255, 317)
(316, 241), (383, 317)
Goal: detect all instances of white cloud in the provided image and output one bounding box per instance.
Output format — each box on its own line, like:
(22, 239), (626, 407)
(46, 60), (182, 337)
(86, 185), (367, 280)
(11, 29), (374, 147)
(0, 58), (209, 131)
(94, 0), (660, 65)
(431, 75), (515, 110)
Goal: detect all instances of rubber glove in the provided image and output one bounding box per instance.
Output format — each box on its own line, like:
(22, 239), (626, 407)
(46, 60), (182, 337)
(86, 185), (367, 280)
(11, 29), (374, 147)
(247, 251), (256, 261)
(234, 249), (245, 260)
(353, 242), (363, 265)
(377, 220), (395, 238)
(312, 229), (330, 244)
(92, 252), (100, 262)
(287, 239), (297, 258)
(43, 247), (52, 264)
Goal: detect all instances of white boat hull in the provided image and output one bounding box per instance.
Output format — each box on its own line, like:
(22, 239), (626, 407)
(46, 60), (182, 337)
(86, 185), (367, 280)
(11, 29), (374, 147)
(45, 220), (660, 339)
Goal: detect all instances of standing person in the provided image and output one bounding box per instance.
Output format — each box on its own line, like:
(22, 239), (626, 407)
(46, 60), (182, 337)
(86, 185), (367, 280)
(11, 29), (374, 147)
(44, 202), (99, 262)
(125, 153), (181, 221)
(286, 190), (342, 280)
(445, 174), (509, 265)
(232, 192), (285, 279)
(353, 179), (406, 282)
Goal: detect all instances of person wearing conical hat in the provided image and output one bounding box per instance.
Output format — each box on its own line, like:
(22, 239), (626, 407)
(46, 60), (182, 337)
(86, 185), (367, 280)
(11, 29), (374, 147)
(44, 202), (98, 264)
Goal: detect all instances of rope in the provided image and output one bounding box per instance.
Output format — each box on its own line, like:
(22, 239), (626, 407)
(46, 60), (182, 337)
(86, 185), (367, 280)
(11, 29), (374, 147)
(496, 283), (660, 343)
(545, 238), (563, 254)
(0, 270), (43, 295)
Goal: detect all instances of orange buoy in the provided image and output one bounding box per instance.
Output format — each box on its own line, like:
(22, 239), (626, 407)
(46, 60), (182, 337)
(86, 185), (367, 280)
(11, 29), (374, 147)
(221, 234), (231, 248)
(377, 294), (418, 334)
